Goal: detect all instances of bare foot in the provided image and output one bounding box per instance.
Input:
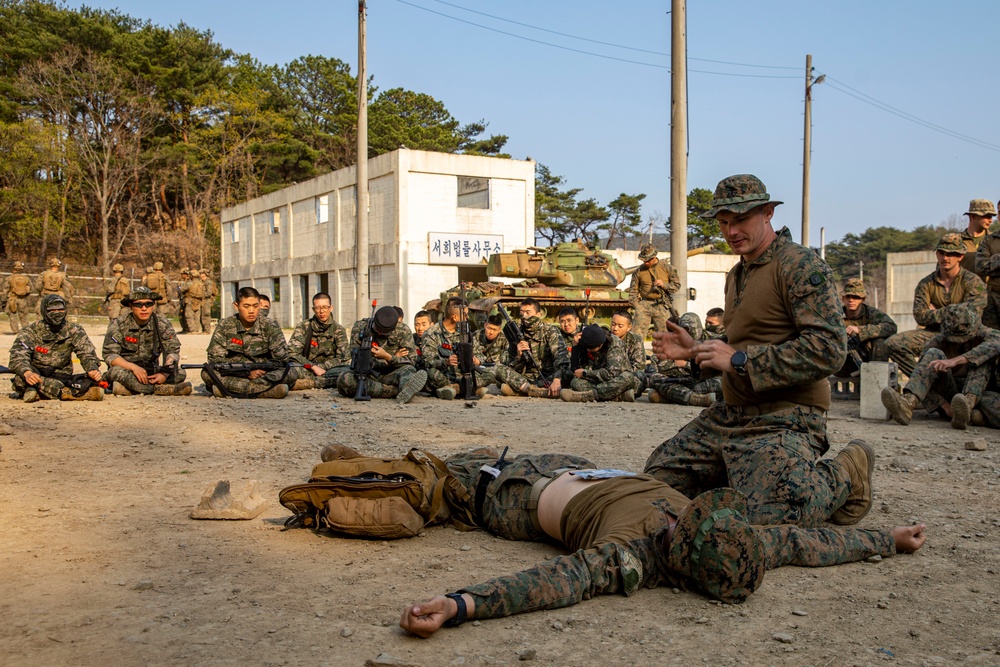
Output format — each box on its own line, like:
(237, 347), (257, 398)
(891, 523), (927, 553)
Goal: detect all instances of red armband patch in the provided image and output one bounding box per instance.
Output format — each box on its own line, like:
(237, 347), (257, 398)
(310, 340), (318, 347)
(34, 346), (49, 354)
(231, 338), (244, 346)
(371, 341), (379, 348)
(442, 343), (452, 350)
(125, 336), (138, 344)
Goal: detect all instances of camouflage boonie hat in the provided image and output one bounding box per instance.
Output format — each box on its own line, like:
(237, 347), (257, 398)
(935, 233), (965, 254)
(841, 278), (867, 298)
(663, 488), (766, 604)
(677, 312), (704, 340)
(638, 244), (658, 261)
(112, 263), (124, 273)
(941, 303), (982, 343)
(700, 174), (783, 220)
(49, 258), (61, 267)
(122, 286), (161, 307)
(965, 199), (997, 217)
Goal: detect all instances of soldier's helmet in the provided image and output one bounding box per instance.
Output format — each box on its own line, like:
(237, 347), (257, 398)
(122, 286), (161, 307)
(700, 174), (784, 220)
(112, 263), (124, 273)
(153, 261), (164, 271)
(180, 267), (190, 275)
(942, 302), (982, 343)
(935, 233), (965, 254)
(372, 306), (399, 336)
(145, 266), (154, 274)
(199, 268), (209, 276)
(677, 312), (704, 340)
(12, 261), (24, 271)
(638, 244), (658, 262)
(965, 199), (997, 217)
(841, 278), (867, 299)
(660, 488), (766, 604)
(49, 258), (61, 267)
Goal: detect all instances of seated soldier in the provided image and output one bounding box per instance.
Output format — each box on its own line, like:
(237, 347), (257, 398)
(881, 302), (1000, 429)
(337, 305), (427, 404)
(836, 278), (897, 378)
(412, 310), (432, 372)
(473, 314), (509, 391)
(556, 307), (582, 353)
(8, 294), (104, 402)
(385, 446), (926, 637)
(421, 300), (485, 400)
(257, 294), (271, 319)
(201, 286), (297, 399)
(561, 324), (639, 402)
(103, 287), (192, 396)
(288, 292), (350, 390)
(494, 298), (569, 398)
(609, 310), (650, 395)
(704, 307), (725, 339)
(647, 312), (718, 407)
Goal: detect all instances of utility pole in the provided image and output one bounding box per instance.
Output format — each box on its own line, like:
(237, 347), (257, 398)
(670, 0), (688, 315)
(356, 0), (370, 317)
(801, 54), (824, 249)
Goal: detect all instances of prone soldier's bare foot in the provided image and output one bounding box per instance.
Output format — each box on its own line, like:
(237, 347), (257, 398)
(891, 523), (927, 553)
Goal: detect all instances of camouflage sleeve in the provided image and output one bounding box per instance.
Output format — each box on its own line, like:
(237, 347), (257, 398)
(745, 248), (847, 392)
(287, 321), (310, 365)
(393, 323), (416, 366)
(758, 525), (894, 570)
(961, 330), (1000, 368)
(858, 307), (897, 342)
(64, 278), (75, 299)
(102, 319), (125, 363)
(420, 325), (448, 371)
(912, 276), (942, 328)
(159, 316), (181, 363)
(547, 327), (571, 382)
(665, 263), (681, 296)
(206, 319), (234, 362)
(961, 271), (987, 317)
(266, 319), (291, 361)
(627, 336), (646, 372)
(9, 329), (38, 376)
(70, 324), (101, 372)
(975, 235), (1000, 278)
(459, 543), (652, 620)
(628, 272), (640, 306)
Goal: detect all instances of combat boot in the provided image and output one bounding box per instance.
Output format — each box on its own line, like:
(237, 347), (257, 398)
(112, 383), (133, 396)
(617, 389), (635, 402)
(560, 388), (595, 403)
(500, 383), (518, 397)
(688, 392), (716, 407)
(22, 388), (40, 403)
(526, 384), (550, 398)
(437, 386), (457, 400)
(647, 389), (663, 403)
(475, 386), (490, 398)
(60, 386), (104, 401)
(154, 382), (193, 396)
(396, 370), (428, 404)
(258, 383), (289, 399)
(829, 439), (875, 525)
(292, 377), (316, 391)
(881, 387), (918, 425)
(971, 409), (987, 427)
(950, 393), (972, 430)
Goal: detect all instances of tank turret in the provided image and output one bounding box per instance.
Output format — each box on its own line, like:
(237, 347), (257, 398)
(486, 240), (627, 287)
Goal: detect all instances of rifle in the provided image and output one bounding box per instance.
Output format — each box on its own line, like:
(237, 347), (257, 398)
(455, 283), (477, 400)
(350, 300), (378, 401)
(494, 303), (550, 388)
(0, 365), (13, 374)
(842, 335), (865, 377)
(181, 360), (303, 398)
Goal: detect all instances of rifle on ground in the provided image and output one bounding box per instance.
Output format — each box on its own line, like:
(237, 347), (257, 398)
(455, 283), (477, 400)
(350, 300), (378, 401)
(493, 302), (551, 388)
(181, 360), (303, 398)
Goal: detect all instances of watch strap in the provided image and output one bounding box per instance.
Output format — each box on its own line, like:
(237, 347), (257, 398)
(443, 593), (467, 628)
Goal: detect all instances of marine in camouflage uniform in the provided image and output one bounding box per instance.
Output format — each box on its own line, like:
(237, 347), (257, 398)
(399, 448), (910, 631)
(958, 198), (995, 273)
(35, 258), (73, 314)
(629, 243), (680, 338)
(3, 261), (33, 333)
(610, 311), (650, 395)
(643, 175), (864, 528)
(562, 325), (638, 401)
(886, 233), (987, 377)
(420, 304), (470, 398)
(473, 315), (511, 389)
(974, 202), (1000, 329)
(105, 264), (130, 321)
(203, 288), (298, 398)
(103, 287), (190, 396)
(835, 278), (897, 377)
(492, 311), (570, 397)
(337, 306), (424, 402)
(648, 313), (720, 407)
(881, 302), (1000, 429)
(141, 261), (172, 314)
(287, 299), (350, 390)
(8, 294), (104, 401)
(175, 268), (191, 333)
(198, 269), (217, 333)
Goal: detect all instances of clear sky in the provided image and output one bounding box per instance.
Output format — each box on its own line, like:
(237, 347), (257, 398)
(72, 0), (1000, 245)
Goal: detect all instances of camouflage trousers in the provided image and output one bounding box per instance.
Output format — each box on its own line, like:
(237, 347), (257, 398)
(643, 401), (849, 527)
(200, 300), (212, 334)
(11, 374), (69, 400)
(185, 301), (204, 333)
(5, 296), (29, 333)
(650, 374), (722, 405)
(426, 366), (459, 392)
(493, 364), (554, 395)
(904, 347), (989, 412)
(974, 390), (1000, 427)
(570, 372), (640, 401)
(336, 366), (418, 399)
(201, 367), (300, 397)
(886, 329), (936, 378)
(835, 338), (890, 377)
(107, 365), (188, 395)
(983, 291), (1000, 330)
(632, 299), (672, 339)
(291, 366), (349, 390)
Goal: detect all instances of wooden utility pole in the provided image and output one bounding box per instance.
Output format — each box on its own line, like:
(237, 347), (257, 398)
(802, 53), (813, 249)
(670, 0), (688, 315)
(356, 0), (370, 316)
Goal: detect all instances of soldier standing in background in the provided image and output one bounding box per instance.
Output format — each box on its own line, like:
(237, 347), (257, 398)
(3, 261), (33, 333)
(142, 262), (171, 314)
(36, 258), (73, 313)
(105, 264), (130, 321)
(975, 199), (1000, 329)
(199, 268), (217, 334)
(176, 268), (191, 333)
(629, 243), (680, 338)
(959, 198), (995, 272)
(184, 270), (205, 334)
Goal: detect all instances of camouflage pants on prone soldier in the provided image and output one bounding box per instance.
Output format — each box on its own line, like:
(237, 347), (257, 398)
(643, 401), (850, 527)
(651, 375), (722, 405)
(904, 347), (990, 413)
(569, 372), (639, 401)
(107, 365), (188, 395)
(337, 366), (418, 398)
(201, 367), (299, 396)
(886, 329), (935, 378)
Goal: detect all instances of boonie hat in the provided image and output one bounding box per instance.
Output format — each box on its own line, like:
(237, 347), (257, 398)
(965, 199), (996, 217)
(941, 302), (982, 343)
(842, 278), (867, 298)
(700, 174), (783, 220)
(638, 244), (658, 262)
(12, 261), (24, 270)
(935, 233), (965, 254)
(677, 312), (704, 340)
(153, 261), (164, 271)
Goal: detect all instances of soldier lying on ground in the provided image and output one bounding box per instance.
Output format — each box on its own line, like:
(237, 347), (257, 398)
(8, 294), (104, 402)
(103, 287), (192, 396)
(881, 302), (1000, 430)
(387, 445), (926, 638)
(287, 292), (350, 390)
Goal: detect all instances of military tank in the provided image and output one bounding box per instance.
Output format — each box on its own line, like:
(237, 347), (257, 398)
(427, 240), (633, 326)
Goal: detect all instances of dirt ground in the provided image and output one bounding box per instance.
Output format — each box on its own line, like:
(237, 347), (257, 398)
(1, 324), (998, 667)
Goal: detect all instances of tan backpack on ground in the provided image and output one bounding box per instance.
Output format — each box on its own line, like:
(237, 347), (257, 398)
(279, 449), (476, 539)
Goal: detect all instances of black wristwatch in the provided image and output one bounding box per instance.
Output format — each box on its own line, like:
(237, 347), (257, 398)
(443, 593), (468, 627)
(731, 350), (748, 376)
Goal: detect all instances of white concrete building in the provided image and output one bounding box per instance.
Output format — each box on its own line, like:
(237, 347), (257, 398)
(220, 149), (535, 328)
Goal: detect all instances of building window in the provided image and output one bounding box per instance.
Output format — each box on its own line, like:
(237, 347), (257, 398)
(269, 210), (281, 234)
(229, 221), (240, 243)
(457, 176), (489, 209)
(316, 194), (329, 224)
(272, 277), (281, 302)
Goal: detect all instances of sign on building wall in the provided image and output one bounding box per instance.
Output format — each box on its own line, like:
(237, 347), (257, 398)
(428, 232), (503, 265)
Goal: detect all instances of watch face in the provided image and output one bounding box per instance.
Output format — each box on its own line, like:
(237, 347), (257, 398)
(732, 351), (747, 369)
